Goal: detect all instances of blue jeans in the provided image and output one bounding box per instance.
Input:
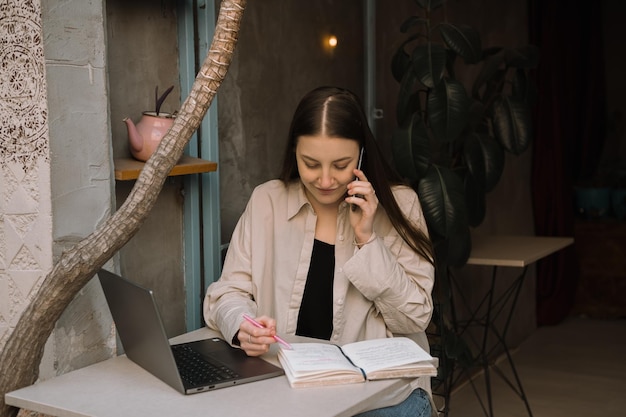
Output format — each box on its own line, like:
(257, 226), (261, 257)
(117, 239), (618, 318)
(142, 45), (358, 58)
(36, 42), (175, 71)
(353, 388), (431, 417)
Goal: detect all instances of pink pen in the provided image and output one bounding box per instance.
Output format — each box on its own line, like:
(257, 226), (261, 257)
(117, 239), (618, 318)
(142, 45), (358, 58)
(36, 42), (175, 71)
(242, 314), (293, 350)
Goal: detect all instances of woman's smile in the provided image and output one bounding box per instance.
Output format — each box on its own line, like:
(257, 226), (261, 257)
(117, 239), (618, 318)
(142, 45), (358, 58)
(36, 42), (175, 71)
(295, 135), (360, 210)
(316, 187), (339, 195)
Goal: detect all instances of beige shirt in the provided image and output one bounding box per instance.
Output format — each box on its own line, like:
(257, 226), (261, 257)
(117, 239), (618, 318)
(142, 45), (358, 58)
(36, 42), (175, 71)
(204, 179), (436, 409)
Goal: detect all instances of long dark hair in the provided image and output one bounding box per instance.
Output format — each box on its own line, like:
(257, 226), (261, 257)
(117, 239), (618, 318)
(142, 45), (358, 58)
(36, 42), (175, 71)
(279, 86), (434, 264)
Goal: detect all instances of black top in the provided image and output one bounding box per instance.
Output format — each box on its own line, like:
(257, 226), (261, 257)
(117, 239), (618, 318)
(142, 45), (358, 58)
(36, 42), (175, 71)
(296, 239), (335, 340)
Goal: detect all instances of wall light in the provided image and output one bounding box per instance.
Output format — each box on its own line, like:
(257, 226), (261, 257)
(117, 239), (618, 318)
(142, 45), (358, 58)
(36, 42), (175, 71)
(328, 35), (338, 48)
(322, 33), (338, 56)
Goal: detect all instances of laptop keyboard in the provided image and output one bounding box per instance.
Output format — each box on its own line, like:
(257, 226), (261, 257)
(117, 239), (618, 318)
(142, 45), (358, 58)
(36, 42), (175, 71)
(172, 344), (240, 386)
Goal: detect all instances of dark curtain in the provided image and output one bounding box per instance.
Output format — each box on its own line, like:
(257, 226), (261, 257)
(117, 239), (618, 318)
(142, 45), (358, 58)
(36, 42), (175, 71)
(529, 0), (606, 325)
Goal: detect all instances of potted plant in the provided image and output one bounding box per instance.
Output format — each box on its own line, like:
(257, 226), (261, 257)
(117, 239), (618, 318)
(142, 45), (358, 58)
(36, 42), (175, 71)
(388, 0), (538, 408)
(124, 85), (176, 162)
(390, 1), (538, 265)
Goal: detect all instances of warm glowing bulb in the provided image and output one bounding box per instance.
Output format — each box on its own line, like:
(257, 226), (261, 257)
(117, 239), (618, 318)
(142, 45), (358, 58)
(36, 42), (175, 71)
(328, 35), (338, 48)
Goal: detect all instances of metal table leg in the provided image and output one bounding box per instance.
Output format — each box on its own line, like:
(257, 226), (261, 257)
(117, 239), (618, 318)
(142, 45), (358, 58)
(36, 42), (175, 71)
(445, 265), (534, 417)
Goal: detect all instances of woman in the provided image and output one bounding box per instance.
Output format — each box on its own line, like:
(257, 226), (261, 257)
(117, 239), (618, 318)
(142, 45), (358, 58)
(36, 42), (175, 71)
(204, 86), (435, 416)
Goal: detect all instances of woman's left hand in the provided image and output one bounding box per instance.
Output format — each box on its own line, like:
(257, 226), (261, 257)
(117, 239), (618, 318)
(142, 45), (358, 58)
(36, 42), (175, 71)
(346, 168), (378, 245)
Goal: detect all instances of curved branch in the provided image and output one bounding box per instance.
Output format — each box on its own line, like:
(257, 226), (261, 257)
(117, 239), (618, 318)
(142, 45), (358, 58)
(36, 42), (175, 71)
(0, 1), (247, 416)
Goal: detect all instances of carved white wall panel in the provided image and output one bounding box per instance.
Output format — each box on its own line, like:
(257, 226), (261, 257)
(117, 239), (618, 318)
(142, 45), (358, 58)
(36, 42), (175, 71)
(0, 0), (53, 348)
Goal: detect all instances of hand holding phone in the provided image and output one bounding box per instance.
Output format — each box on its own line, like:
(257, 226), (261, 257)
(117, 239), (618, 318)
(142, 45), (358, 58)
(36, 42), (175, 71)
(351, 147), (365, 212)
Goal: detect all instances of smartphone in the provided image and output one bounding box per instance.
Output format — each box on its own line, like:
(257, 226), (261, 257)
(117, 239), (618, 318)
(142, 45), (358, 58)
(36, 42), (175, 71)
(351, 147), (365, 212)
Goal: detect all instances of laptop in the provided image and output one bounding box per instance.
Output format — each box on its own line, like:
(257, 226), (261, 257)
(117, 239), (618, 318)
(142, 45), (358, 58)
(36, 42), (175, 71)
(97, 269), (284, 394)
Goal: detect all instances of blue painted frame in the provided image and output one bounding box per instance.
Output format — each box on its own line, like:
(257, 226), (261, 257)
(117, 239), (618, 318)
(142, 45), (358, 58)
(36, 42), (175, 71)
(177, 0), (221, 331)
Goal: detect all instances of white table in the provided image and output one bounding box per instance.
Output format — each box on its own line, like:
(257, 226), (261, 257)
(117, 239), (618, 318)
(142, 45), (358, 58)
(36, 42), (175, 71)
(5, 328), (407, 417)
(441, 235), (574, 417)
(466, 235), (574, 268)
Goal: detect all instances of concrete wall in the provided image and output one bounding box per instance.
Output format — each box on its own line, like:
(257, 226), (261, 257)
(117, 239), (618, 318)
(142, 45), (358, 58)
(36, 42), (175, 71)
(106, 0), (187, 338)
(217, 0), (365, 238)
(0, 0), (115, 381)
(2, 0), (184, 381)
(42, 0), (116, 378)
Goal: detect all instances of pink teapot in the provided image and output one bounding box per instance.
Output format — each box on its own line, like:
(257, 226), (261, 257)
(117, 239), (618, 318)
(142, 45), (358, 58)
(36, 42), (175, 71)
(123, 111), (175, 162)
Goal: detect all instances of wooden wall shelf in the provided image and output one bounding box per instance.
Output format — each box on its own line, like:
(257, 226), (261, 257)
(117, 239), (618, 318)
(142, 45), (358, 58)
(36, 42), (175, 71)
(114, 155), (217, 181)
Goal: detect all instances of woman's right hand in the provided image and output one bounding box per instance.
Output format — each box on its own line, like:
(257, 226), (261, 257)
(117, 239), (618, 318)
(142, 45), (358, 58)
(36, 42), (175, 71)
(237, 315), (277, 356)
(347, 168), (379, 246)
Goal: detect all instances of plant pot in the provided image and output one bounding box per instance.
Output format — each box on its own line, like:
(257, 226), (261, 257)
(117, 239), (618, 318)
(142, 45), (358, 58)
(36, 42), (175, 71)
(124, 111), (175, 162)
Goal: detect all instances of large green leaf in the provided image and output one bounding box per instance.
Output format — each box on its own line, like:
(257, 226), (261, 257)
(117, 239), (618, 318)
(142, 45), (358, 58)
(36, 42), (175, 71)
(391, 34), (422, 83)
(391, 114), (430, 181)
(464, 132), (504, 192)
(483, 138), (505, 192)
(491, 96), (532, 155)
(427, 78), (470, 143)
(463, 133), (486, 188)
(391, 44), (411, 84)
(417, 165), (467, 241)
(512, 68), (538, 107)
(411, 44), (447, 88)
(512, 68), (529, 101)
(439, 23), (482, 64)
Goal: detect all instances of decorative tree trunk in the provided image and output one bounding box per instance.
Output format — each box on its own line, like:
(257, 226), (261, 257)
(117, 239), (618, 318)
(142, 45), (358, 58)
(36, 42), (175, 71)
(0, 1), (247, 416)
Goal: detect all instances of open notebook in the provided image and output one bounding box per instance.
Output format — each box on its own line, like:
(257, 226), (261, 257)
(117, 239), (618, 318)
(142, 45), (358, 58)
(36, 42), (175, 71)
(98, 269), (284, 394)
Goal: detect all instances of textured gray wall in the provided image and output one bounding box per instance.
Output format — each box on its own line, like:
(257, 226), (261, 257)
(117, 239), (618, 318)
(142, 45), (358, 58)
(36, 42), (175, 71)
(42, 0), (115, 378)
(217, 0), (365, 240)
(106, 0), (186, 338)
